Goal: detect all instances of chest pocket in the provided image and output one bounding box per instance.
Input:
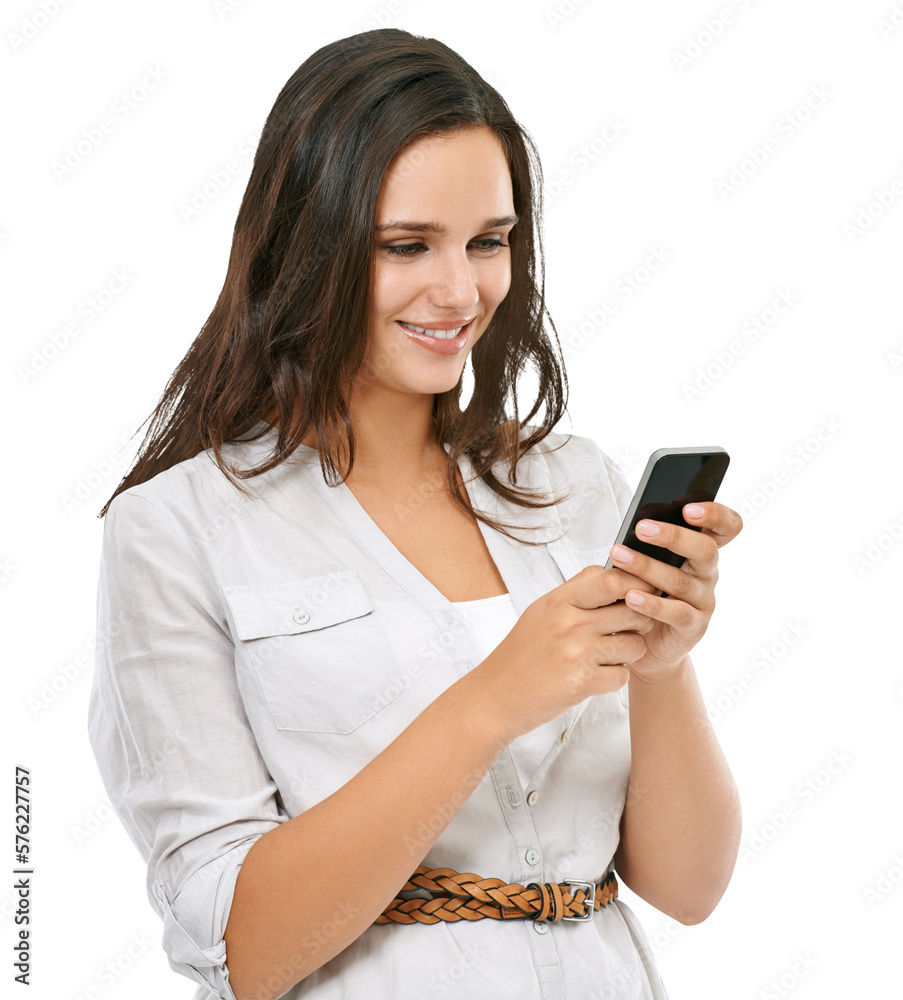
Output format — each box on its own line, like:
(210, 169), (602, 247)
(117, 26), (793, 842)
(223, 570), (403, 734)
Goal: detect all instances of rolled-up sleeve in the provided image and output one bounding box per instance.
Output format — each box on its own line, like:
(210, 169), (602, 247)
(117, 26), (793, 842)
(87, 489), (288, 1000)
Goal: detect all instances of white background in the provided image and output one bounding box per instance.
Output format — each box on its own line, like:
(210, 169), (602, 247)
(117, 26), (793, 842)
(4, 0), (902, 997)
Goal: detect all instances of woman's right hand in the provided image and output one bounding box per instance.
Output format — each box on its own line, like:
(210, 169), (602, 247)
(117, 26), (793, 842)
(470, 565), (657, 743)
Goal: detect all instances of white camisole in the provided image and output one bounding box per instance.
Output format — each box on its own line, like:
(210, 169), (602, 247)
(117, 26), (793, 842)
(449, 592), (564, 792)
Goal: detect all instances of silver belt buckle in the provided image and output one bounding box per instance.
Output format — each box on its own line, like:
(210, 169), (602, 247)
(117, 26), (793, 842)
(563, 879), (596, 921)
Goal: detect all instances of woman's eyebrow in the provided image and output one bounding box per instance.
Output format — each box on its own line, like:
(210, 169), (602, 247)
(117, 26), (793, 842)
(375, 214), (518, 233)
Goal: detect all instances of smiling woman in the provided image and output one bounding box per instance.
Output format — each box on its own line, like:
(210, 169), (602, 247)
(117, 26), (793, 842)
(88, 25), (741, 1000)
(96, 31), (567, 539)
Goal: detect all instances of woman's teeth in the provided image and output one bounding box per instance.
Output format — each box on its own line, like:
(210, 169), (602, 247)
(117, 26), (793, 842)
(400, 321), (466, 340)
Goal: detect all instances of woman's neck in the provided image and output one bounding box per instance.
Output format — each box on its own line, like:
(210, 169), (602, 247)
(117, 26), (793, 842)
(262, 391), (446, 484)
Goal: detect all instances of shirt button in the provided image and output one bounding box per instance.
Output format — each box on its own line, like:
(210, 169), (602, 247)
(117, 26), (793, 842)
(526, 790), (538, 806)
(525, 848), (540, 866)
(533, 920), (549, 934)
(560, 729), (570, 744)
(292, 609), (311, 625)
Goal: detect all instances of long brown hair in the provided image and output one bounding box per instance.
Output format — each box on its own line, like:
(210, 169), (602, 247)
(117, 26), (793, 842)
(98, 28), (575, 542)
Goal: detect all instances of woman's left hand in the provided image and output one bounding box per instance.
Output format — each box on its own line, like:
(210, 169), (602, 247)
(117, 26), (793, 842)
(607, 501), (743, 682)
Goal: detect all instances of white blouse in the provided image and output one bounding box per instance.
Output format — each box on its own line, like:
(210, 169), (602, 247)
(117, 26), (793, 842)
(87, 420), (671, 1000)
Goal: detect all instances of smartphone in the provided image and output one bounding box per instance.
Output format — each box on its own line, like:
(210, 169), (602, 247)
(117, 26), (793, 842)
(604, 446), (730, 570)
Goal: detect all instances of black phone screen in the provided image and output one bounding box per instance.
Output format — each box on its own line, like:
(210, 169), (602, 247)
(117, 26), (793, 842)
(625, 452), (730, 567)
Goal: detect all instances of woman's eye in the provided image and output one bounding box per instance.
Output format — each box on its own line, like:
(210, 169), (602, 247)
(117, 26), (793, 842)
(385, 242), (426, 257)
(383, 238), (510, 258)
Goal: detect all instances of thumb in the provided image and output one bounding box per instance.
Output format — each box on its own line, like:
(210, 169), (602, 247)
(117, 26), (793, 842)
(561, 564), (656, 611)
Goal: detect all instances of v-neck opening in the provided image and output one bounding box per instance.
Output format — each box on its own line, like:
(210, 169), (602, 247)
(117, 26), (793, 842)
(318, 441), (512, 612)
(243, 420), (542, 620)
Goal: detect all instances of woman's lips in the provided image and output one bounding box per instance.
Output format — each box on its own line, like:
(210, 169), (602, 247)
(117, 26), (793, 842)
(397, 319), (474, 355)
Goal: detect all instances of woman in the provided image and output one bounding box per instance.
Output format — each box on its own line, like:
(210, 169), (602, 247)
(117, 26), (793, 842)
(88, 28), (742, 1000)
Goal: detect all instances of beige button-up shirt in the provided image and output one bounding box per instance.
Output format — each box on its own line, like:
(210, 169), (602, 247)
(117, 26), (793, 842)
(87, 420), (670, 999)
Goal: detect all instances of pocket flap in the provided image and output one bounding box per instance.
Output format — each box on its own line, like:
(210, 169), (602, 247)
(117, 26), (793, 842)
(223, 571), (372, 641)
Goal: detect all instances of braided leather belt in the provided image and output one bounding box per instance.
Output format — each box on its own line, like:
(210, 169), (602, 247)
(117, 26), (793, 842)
(376, 866), (618, 924)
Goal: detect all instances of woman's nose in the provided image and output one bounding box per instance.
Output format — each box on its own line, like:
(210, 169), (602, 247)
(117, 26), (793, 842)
(427, 250), (479, 310)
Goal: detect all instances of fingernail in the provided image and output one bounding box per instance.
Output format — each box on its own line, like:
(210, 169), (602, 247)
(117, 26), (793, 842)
(611, 544), (634, 563)
(636, 520), (659, 537)
(626, 591), (645, 606)
(684, 504), (705, 519)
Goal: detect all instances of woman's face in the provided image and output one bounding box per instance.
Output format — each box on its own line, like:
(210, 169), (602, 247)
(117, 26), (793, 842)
(361, 125), (517, 399)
